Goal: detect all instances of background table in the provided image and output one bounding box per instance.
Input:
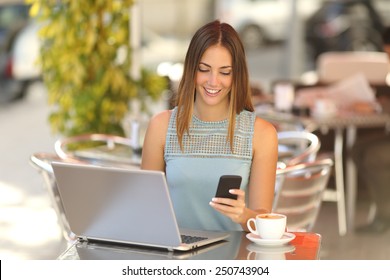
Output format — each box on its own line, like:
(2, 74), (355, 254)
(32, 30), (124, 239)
(256, 105), (390, 235)
(301, 112), (390, 235)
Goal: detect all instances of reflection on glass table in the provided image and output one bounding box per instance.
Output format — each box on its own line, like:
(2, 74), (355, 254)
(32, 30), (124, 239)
(58, 231), (321, 260)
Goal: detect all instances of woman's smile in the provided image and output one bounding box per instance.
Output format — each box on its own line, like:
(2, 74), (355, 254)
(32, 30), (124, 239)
(204, 87), (222, 96)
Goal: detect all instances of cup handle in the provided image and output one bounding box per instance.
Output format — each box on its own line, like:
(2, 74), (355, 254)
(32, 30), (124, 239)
(247, 218), (257, 235)
(247, 251), (255, 260)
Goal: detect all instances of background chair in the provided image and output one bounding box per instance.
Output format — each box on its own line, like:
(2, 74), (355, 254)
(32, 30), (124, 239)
(32, 134), (140, 241)
(256, 106), (306, 132)
(277, 130), (321, 166)
(29, 152), (83, 242)
(317, 51), (389, 85)
(54, 133), (141, 168)
(274, 158), (334, 232)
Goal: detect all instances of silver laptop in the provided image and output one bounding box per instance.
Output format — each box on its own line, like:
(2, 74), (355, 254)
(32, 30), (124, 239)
(51, 162), (229, 251)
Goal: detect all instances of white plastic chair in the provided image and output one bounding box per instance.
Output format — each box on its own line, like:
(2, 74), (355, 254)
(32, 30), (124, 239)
(29, 152), (83, 242)
(277, 130), (321, 166)
(274, 158), (334, 232)
(54, 133), (141, 168)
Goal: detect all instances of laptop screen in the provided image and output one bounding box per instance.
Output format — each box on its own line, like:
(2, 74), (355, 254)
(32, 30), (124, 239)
(52, 162), (182, 248)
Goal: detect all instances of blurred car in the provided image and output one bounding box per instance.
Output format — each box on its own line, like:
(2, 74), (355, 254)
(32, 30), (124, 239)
(140, 28), (188, 81)
(217, 0), (323, 50)
(304, 0), (388, 62)
(0, 2), (35, 102)
(1, 16), (188, 103)
(0, 2), (29, 48)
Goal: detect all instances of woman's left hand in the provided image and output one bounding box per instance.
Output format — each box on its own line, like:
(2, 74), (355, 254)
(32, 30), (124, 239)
(209, 189), (247, 224)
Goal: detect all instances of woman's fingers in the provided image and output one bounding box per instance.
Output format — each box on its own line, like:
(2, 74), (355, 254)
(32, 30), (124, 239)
(210, 189), (246, 223)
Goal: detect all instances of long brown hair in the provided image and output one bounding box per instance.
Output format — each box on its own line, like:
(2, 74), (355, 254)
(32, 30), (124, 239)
(174, 20), (254, 151)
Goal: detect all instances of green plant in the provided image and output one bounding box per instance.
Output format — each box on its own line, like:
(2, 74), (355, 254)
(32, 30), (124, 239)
(28, 0), (167, 137)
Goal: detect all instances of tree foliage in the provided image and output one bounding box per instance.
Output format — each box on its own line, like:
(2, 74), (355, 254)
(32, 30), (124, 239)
(27, 0), (167, 136)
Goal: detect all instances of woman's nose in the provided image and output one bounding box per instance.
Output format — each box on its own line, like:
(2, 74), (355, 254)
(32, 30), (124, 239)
(207, 72), (219, 86)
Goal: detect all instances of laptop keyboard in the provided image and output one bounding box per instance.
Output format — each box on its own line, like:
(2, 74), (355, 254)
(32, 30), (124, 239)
(181, 234), (208, 244)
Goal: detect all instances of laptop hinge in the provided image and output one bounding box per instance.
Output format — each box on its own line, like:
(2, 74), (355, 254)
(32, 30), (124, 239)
(78, 236), (88, 242)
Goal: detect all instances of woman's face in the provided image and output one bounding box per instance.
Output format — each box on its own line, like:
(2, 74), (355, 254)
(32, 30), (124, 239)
(195, 44), (233, 109)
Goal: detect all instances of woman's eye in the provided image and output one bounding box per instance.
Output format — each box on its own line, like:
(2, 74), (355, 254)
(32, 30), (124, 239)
(198, 67), (231, 75)
(221, 72), (231, 76)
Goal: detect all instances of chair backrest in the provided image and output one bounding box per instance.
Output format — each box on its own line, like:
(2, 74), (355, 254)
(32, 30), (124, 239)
(277, 130), (320, 166)
(273, 158), (333, 232)
(29, 152), (84, 241)
(54, 133), (140, 167)
(256, 107), (306, 132)
(317, 51), (389, 85)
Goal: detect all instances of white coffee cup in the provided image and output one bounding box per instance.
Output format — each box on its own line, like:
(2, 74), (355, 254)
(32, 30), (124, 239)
(274, 82), (295, 112)
(247, 213), (286, 239)
(312, 98), (337, 118)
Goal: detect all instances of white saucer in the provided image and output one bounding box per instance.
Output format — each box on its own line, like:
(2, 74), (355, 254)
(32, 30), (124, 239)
(247, 243), (295, 254)
(246, 232), (296, 247)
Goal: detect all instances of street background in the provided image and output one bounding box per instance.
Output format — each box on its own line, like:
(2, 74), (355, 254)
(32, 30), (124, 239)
(0, 81), (67, 259)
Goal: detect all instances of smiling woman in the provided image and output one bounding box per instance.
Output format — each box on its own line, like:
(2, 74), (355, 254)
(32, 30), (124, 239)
(141, 20), (278, 233)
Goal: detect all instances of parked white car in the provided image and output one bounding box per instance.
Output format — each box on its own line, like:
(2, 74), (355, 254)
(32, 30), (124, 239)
(216, 0), (322, 50)
(0, 2), (36, 102)
(0, 18), (189, 102)
(11, 22), (41, 81)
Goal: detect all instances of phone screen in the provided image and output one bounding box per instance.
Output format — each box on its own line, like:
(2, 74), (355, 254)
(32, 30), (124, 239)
(215, 175), (242, 199)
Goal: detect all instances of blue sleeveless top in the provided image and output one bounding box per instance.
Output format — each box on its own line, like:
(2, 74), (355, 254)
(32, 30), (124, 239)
(164, 107), (256, 231)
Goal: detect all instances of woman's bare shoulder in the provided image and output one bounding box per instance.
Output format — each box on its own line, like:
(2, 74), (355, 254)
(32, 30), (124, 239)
(143, 110), (172, 149)
(251, 116), (278, 159)
(254, 116), (277, 134)
(253, 116), (278, 144)
(149, 110), (172, 127)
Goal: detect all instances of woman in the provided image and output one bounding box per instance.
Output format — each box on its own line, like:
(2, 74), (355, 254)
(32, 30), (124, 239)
(141, 20), (278, 232)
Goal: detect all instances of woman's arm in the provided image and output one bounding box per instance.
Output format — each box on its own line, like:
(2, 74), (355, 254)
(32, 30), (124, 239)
(141, 110), (171, 172)
(242, 117), (278, 230)
(210, 117), (278, 231)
